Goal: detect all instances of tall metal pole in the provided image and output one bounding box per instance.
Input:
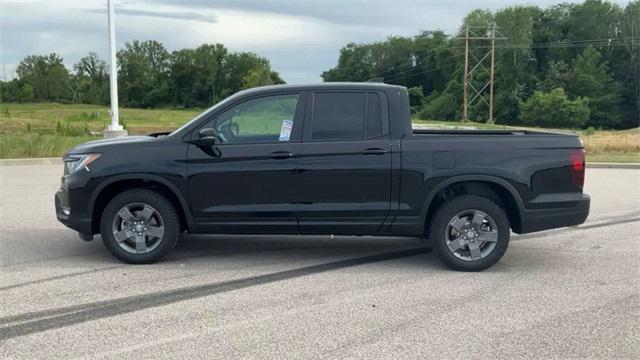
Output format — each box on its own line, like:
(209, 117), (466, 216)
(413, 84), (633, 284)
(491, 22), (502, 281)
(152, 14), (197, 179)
(488, 23), (496, 124)
(105, 0), (126, 137)
(635, 17), (639, 126)
(463, 26), (469, 121)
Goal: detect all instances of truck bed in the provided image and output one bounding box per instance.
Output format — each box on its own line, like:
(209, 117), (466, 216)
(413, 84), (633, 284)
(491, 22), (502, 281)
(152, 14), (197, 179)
(412, 129), (566, 136)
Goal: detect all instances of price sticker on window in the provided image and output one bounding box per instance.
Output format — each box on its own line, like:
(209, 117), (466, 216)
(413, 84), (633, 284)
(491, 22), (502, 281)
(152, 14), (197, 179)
(279, 119), (293, 141)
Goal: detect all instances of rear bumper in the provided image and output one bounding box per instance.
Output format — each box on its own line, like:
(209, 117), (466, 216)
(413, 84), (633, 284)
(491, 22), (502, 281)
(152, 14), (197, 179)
(518, 193), (590, 234)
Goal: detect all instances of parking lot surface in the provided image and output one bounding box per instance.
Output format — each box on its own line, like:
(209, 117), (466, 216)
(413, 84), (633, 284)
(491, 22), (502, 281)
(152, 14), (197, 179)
(1, 164), (639, 359)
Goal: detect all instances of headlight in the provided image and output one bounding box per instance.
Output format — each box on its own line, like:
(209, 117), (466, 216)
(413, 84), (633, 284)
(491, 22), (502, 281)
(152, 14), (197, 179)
(64, 153), (101, 174)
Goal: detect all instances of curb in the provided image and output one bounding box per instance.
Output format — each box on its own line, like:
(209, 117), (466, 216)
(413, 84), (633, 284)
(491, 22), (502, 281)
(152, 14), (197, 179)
(0, 157), (62, 166)
(0, 157), (638, 169)
(586, 162), (640, 169)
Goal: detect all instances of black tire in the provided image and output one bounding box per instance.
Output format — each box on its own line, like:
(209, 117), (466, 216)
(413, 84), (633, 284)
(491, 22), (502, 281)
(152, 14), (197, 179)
(429, 195), (510, 271)
(100, 189), (180, 264)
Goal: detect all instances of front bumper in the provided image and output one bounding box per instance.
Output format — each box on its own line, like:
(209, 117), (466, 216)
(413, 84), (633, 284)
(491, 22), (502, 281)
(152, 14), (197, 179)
(519, 193), (590, 233)
(55, 184), (92, 237)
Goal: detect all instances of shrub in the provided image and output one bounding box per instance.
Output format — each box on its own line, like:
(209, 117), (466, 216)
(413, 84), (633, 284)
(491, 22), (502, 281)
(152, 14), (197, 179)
(518, 88), (589, 128)
(418, 92), (458, 121)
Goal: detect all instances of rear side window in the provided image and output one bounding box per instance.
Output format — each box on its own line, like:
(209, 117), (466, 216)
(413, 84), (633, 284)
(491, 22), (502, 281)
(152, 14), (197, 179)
(311, 92), (385, 141)
(312, 92), (365, 140)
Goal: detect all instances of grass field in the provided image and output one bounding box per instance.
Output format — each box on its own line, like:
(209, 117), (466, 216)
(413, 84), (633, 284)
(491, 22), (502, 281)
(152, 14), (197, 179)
(1, 102), (638, 162)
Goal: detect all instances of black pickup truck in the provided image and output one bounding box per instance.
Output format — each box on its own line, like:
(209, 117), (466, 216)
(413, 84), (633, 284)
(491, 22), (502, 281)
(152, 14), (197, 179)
(55, 83), (589, 271)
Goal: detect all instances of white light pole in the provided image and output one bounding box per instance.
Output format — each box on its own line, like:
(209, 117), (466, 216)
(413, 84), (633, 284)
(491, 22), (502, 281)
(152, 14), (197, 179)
(104, 0), (127, 138)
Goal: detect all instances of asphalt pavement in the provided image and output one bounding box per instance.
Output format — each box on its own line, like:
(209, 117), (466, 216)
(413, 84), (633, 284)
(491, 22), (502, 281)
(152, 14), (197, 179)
(0, 164), (638, 359)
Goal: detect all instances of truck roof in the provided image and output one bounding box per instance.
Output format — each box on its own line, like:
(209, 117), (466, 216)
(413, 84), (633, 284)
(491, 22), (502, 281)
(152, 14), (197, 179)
(236, 82), (406, 97)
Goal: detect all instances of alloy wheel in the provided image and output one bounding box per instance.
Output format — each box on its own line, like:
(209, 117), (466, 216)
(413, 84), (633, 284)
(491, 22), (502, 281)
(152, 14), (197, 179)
(111, 202), (165, 255)
(445, 209), (499, 261)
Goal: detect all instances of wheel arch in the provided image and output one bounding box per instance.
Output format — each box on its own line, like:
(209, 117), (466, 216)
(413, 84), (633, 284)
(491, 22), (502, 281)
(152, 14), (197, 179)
(422, 175), (524, 234)
(89, 174), (195, 234)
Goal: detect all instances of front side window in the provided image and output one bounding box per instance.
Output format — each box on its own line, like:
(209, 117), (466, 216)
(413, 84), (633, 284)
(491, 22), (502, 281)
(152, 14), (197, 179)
(211, 94), (299, 144)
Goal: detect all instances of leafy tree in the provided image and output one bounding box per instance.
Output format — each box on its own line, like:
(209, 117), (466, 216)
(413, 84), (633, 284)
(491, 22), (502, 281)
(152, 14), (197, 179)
(418, 79), (463, 120)
(493, 6), (540, 123)
(412, 31), (459, 94)
(322, 36), (415, 85)
(460, 9), (494, 31)
(531, 4), (572, 72)
(568, 46), (623, 128)
(222, 52), (282, 99)
(538, 60), (570, 91)
(73, 52), (109, 105)
(16, 53), (70, 101)
(616, 0), (640, 129)
(18, 83), (34, 103)
(169, 44), (228, 107)
(519, 88), (589, 128)
(242, 64), (276, 89)
(566, 0), (622, 46)
(407, 86), (425, 111)
(117, 40), (171, 107)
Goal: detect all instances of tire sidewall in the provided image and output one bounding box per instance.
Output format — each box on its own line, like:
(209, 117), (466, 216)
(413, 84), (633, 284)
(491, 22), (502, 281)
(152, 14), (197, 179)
(100, 189), (180, 264)
(430, 195), (510, 271)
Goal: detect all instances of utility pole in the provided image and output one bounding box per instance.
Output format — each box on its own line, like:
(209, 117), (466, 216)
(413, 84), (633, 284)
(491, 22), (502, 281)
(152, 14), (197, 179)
(104, 0), (127, 138)
(463, 26), (469, 121)
(488, 23), (496, 124)
(635, 17), (639, 126)
(458, 23), (505, 123)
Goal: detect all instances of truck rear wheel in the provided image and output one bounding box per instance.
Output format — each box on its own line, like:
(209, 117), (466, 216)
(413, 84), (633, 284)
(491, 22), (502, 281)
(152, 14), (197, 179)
(429, 195), (509, 271)
(100, 189), (180, 264)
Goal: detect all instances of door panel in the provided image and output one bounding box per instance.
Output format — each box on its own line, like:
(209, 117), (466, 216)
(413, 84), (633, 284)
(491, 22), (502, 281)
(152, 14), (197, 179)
(186, 93), (304, 234)
(297, 91), (392, 234)
(187, 143), (300, 233)
(296, 139), (392, 234)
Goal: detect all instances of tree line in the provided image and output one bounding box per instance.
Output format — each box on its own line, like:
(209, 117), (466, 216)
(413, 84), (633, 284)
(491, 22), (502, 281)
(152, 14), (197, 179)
(1, 0), (638, 129)
(323, 0), (639, 129)
(0, 41), (283, 109)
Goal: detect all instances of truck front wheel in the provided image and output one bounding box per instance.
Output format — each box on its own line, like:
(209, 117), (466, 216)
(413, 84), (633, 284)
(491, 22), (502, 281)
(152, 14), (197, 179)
(100, 189), (181, 264)
(429, 195), (510, 271)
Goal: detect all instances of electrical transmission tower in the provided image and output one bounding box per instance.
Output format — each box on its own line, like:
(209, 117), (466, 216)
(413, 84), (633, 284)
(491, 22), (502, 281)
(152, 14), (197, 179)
(460, 23), (506, 123)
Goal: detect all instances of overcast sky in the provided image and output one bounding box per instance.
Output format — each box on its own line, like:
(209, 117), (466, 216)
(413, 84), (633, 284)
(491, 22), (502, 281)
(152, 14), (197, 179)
(0, 0), (633, 83)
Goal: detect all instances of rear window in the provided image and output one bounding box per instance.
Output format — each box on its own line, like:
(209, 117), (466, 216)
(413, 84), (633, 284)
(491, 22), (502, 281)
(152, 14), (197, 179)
(311, 92), (385, 141)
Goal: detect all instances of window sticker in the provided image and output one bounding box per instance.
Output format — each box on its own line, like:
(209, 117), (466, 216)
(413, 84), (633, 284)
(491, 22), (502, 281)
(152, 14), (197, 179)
(279, 119), (293, 141)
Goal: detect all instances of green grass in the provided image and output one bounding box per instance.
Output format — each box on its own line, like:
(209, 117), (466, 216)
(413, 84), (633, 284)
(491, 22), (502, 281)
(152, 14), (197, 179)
(586, 152), (640, 163)
(0, 133), (96, 158)
(0, 102), (201, 158)
(0, 102), (201, 135)
(0, 102), (638, 162)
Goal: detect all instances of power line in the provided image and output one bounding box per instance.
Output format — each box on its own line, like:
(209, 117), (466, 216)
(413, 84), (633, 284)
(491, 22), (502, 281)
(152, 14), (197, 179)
(380, 51), (463, 83)
(363, 46), (463, 81)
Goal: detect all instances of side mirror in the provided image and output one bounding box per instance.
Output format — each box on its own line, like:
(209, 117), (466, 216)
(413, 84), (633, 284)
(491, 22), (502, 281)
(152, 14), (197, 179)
(188, 128), (217, 146)
(199, 128), (216, 139)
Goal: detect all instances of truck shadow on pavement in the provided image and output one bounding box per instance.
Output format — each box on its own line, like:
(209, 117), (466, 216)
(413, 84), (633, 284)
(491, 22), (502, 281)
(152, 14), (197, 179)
(1, 235), (433, 341)
(170, 234), (428, 264)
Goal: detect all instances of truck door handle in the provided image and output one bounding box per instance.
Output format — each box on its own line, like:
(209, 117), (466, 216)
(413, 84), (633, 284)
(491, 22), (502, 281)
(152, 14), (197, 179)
(361, 148), (387, 155)
(270, 151), (293, 159)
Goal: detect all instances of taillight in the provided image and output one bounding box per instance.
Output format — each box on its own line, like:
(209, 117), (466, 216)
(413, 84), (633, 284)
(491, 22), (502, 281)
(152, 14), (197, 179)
(570, 149), (585, 189)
